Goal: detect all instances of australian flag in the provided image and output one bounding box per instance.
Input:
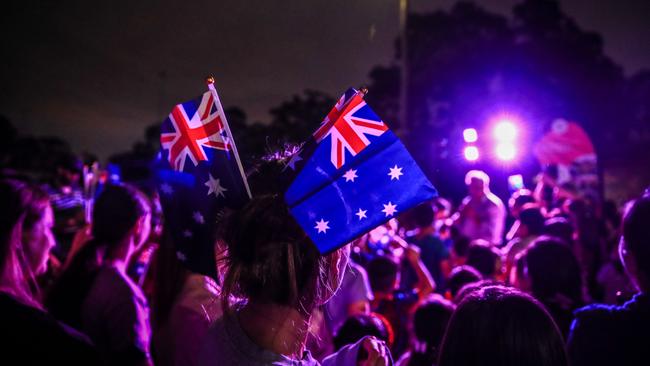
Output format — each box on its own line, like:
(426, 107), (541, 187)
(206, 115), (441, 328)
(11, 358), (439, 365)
(284, 88), (437, 254)
(156, 83), (250, 278)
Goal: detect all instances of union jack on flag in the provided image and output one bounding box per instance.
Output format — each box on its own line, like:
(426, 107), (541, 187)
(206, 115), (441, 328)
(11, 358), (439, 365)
(285, 87), (437, 254)
(156, 82), (250, 278)
(161, 91), (231, 172)
(313, 89), (388, 169)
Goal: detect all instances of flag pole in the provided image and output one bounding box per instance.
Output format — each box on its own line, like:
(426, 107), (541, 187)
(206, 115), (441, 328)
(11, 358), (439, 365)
(205, 76), (252, 200)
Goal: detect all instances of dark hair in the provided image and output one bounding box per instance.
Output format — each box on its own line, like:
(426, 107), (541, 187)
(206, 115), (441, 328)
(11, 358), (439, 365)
(333, 313), (391, 351)
(542, 217), (574, 245)
(622, 191), (650, 281)
(516, 236), (583, 337)
(46, 184), (150, 327)
(519, 205), (545, 235)
(438, 285), (568, 366)
(446, 265), (483, 298)
(453, 279), (500, 304)
(411, 202), (435, 228)
(220, 156), (344, 313)
(367, 255), (399, 294)
(452, 235), (471, 258)
(0, 179), (50, 308)
(518, 236), (582, 306)
(466, 240), (501, 278)
(407, 296), (455, 366)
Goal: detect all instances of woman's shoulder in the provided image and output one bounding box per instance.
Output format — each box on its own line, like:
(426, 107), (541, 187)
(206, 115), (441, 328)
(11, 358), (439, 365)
(0, 292), (99, 363)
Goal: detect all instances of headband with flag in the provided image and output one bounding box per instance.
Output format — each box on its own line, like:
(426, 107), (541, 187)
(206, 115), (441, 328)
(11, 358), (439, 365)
(283, 87), (437, 254)
(155, 77), (250, 278)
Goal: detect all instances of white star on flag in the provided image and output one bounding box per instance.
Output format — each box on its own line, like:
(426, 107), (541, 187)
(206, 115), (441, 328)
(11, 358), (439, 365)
(388, 165), (404, 180)
(382, 202), (398, 217)
(160, 183), (173, 195)
(176, 251), (187, 261)
(193, 211), (205, 224)
(205, 173), (227, 198)
(355, 208), (367, 220)
(183, 230), (193, 238)
(343, 169), (358, 182)
(314, 219), (330, 234)
(284, 152), (303, 171)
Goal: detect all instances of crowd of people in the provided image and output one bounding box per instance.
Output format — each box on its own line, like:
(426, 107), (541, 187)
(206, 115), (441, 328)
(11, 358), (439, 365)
(1, 153), (649, 365)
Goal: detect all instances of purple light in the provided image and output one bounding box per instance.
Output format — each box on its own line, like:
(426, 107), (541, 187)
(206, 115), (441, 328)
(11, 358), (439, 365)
(493, 120), (517, 141)
(463, 128), (478, 143)
(495, 143), (516, 161)
(464, 146), (479, 161)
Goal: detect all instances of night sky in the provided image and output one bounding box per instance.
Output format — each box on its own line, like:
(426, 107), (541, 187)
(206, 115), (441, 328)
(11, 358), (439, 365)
(1, 0), (649, 159)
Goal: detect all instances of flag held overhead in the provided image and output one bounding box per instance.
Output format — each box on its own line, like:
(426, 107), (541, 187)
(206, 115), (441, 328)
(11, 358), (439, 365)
(156, 79), (250, 278)
(285, 88), (437, 254)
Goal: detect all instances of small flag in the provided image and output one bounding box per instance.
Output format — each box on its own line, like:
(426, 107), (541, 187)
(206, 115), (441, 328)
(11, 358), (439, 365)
(156, 80), (250, 278)
(284, 88), (437, 254)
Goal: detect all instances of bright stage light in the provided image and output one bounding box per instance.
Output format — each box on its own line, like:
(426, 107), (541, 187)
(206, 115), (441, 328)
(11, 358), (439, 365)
(464, 146), (479, 161)
(493, 120), (517, 141)
(495, 143), (516, 161)
(463, 128), (478, 143)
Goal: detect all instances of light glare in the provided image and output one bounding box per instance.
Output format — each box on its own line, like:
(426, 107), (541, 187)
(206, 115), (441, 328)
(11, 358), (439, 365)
(493, 120), (517, 141)
(464, 146), (480, 161)
(495, 143), (516, 161)
(463, 128), (478, 143)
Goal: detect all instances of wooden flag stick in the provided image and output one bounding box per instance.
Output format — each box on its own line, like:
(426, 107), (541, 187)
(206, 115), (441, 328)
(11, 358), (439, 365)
(206, 76), (252, 200)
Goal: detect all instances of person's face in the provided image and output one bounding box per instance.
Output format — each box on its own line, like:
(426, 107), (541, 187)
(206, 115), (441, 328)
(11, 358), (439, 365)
(23, 205), (56, 276)
(468, 178), (485, 199)
(135, 213), (152, 249)
(619, 237), (641, 291)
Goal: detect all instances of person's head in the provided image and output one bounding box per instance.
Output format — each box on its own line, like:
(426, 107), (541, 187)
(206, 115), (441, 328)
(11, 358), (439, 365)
(513, 237), (582, 307)
(0, 179), (53, 307)
(333, 313), (392, 351)
(401, 202), (435, 230)
(508, 189), (535, 219)
(451, 235), (471, 264)
(414, 203), (435, 229)
(465, 170), (490, 199)
(517, 205), (545, 238)
(220, 156), (349, 314)
(619, 190), (650, 292)
(446, 265), (483, 299)
(438, 285), (567, 366)
(54, 154), (82, 187)
(432, 197), (452, 220)
(409, 295), (455, 364)
(453, 279), (500, 304)
(46, 183), (151, 326)
(466, 240), (502, 278)
(91, 183), (152, 257)
(542, 217), (574, 245)
(367, 255), (400, 295)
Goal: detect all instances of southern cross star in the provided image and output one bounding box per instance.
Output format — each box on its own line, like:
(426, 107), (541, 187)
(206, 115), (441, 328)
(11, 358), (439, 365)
(382, 202), (398, 217)
(388, 165), (404, 180)
(343, 169), (358, 182)
(314, 218), (330, 234)
(205, 173), (227, 198)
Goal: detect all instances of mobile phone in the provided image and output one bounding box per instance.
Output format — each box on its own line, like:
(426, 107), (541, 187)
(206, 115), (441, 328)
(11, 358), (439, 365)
(508, 174), (524, 191)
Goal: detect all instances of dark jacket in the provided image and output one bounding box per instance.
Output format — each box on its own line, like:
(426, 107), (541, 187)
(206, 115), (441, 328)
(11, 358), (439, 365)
(568, 292), (650, 366)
